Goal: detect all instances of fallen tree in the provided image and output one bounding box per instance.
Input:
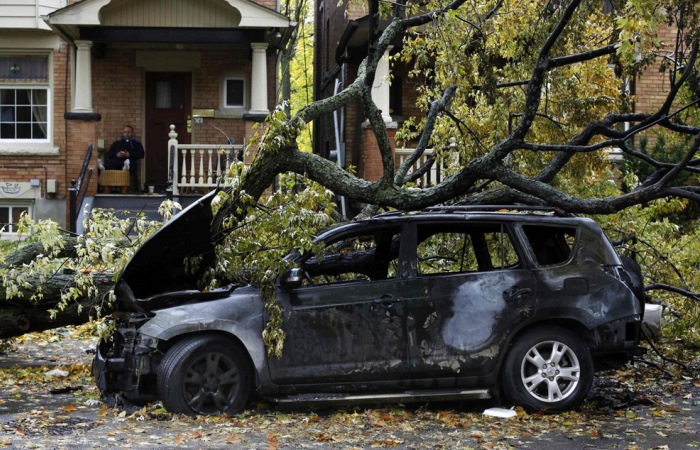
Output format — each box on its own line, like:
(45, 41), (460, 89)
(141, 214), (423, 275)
(2, 0), (700, 346)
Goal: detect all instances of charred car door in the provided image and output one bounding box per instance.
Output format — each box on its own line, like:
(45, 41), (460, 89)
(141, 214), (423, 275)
(268, 225), (408, 385)
(402, 221), (538, 380)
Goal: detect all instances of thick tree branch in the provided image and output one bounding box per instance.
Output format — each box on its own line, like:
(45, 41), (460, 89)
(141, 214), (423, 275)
(395, 85), (457, 186)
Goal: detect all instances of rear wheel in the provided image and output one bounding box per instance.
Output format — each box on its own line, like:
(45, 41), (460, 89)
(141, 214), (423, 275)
(157, 335), (250, 415)
(501, 326), (593, 412)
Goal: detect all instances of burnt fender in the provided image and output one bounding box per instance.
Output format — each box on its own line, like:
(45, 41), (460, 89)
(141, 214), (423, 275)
(136, 293), (267, 375)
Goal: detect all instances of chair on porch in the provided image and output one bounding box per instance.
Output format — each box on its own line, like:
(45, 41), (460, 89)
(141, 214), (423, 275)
(99, 170), (131, 194)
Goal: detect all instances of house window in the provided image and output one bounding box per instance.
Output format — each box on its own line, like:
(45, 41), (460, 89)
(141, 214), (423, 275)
(224, 78), (246, 108)
(0, 55), (50, 142)
(0, 203), (30, 235)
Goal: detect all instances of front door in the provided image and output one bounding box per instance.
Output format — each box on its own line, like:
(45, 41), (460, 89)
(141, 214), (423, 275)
(268, 225), (408, 385)
(145, 72), (191, 189)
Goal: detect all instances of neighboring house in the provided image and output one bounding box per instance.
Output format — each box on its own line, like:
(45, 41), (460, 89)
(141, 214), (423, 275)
(313, 2), (679, 192)
(0, 0), (295, 236)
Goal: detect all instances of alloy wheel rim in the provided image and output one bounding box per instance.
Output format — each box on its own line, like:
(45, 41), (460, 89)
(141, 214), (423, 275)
(182, 351), (240, 414)
(520, 340), (580, 403)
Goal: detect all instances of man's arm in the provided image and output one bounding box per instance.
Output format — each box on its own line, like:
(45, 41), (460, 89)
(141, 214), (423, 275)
(132, 140), (145, 159)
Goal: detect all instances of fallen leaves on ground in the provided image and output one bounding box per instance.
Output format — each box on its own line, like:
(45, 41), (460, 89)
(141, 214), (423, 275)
(0, 327), (699, 449)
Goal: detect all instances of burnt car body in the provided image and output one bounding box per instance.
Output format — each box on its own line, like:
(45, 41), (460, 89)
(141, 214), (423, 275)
(94, 196), (644, 414)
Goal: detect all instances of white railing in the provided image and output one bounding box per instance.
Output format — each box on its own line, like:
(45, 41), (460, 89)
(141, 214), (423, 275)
(167, 125), (245, 195)
(394, 147), (445, 187)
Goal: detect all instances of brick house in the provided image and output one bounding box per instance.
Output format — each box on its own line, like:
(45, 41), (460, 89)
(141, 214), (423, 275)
(313, 2), (679, 189)
(0, 0), (294, 236)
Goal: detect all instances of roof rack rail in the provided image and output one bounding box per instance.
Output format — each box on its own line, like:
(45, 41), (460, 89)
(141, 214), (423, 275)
(423, 205), (574, 217)
(373, 205), (575, 218)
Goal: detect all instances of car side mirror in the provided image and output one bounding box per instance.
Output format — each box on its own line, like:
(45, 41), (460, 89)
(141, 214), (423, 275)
(281, 268), (305, 289)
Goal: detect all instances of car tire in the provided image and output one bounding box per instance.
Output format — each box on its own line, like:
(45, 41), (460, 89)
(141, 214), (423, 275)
(157, 335), (251, 416)
(501, 326), (593, 412)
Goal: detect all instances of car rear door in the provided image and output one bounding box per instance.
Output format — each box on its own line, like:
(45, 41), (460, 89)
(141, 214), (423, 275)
(402, 221), (538, 380)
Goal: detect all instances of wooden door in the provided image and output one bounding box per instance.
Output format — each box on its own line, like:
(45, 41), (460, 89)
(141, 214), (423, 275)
(145, 72), (191, 188)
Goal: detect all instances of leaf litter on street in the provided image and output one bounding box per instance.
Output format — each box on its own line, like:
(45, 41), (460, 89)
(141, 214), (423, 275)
(1, 325), (699, 449)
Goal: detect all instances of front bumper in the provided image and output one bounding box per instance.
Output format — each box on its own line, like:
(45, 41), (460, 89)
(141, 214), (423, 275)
(92, 317), (159, 403)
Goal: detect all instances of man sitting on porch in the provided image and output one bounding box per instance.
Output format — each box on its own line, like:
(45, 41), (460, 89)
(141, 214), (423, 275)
(105, 125), (145, 193)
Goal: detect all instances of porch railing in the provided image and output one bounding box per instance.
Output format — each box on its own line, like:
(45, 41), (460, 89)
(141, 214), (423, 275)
(167, 125), (245, 196)
(394, 147), (445, 187)
(68, 144), (94, 234)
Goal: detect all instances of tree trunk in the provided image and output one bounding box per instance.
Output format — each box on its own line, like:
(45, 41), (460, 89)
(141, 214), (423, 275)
(0, 273), (115, 339)
(1, 239), (115, 339)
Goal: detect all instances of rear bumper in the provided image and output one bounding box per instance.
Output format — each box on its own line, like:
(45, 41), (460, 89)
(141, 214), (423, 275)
(590, 314), (641, 370)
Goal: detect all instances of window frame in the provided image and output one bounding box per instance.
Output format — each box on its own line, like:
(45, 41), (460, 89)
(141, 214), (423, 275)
(299, 225), (402, 286)
(0, 201), (33, 237)
(0, 53), (52, 145)
(520, 223), (579, 268)
(412, 220), (524, 277)
(221, 75), (247, 110)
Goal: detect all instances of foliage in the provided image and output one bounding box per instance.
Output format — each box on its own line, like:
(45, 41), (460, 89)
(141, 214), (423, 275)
(1, 201), (181, 318)
(287, 0), (315, 152)
(397, 0), (625, 193)
(621, 135), (700, 189)
(212, 166), (337, 356)
(279, 0), (314, 153)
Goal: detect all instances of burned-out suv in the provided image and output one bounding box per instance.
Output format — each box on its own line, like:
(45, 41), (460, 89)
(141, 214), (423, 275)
(94, 194), (644, 415)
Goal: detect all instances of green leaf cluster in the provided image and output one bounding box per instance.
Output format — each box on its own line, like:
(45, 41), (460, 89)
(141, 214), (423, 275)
(212, 171), (337, 357)
(1, 201), (182, 319)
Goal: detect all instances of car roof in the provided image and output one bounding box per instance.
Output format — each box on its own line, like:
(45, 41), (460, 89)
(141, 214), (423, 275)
(315, 206), (595, 241)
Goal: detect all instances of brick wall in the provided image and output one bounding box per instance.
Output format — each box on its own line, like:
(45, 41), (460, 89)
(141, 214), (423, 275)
(0, 40), (71, 228)
(360, 126), (396, 182)
(634, 24), (678, 115)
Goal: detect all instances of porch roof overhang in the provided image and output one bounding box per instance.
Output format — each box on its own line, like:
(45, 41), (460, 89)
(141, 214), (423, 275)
(44, 0), (295, 50)
(336, 15), (396, 64)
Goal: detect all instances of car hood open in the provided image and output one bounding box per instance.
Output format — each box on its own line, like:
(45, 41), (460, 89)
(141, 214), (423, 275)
(116, 190), (218, 303)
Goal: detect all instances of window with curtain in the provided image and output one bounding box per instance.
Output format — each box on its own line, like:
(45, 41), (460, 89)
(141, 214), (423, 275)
(0, 55), (50, 141)
(0, 203), (30, 234)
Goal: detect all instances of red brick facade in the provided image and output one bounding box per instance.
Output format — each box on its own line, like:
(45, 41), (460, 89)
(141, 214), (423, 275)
(1, 0), (285, 233)
(634, 25), (678, 115)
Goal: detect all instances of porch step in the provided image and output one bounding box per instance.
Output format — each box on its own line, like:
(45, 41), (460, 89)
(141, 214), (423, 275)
(87, 194), (204, 223)
(273, 389), (491, 407)
(90, 194), (167, 222)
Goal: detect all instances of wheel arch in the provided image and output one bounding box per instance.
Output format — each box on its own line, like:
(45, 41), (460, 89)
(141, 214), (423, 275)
(498, 319), (593, 370)
(158, 330), (259, 390)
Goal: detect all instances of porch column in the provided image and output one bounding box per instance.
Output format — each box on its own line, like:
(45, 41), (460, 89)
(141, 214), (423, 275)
(371, 46), (393, 123)
(73, 40), (94, 113)
(249, 43), (270, 115)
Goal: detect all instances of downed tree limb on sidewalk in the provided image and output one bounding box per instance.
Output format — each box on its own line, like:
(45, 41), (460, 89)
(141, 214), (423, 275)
(0, 272), (115, 339)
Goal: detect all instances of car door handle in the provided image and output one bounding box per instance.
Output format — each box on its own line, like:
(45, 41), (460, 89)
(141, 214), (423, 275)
(372, 295), (401, 307)
(507, 287), (533, 302)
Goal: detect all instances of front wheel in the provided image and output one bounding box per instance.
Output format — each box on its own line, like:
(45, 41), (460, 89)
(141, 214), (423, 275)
(501, 326), (593, 412)
(157, 335), (251, 415)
